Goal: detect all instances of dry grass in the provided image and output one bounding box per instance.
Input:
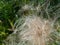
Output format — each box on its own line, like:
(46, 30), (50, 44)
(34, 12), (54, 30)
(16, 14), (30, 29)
(4, 1), (60, 45)
(19, 15), (54, 45)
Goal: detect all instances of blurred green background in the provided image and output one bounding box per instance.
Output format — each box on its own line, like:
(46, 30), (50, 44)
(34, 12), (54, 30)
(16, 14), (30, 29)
(0, 0), (60, 45)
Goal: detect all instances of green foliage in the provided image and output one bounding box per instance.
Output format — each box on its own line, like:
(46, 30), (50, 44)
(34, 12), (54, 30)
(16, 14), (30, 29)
(0, 0), (20, 45)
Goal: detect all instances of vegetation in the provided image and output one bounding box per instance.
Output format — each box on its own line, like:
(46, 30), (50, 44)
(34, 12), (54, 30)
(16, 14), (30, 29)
(0, 0), (60, 45)
(0, 0), (20, 44)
